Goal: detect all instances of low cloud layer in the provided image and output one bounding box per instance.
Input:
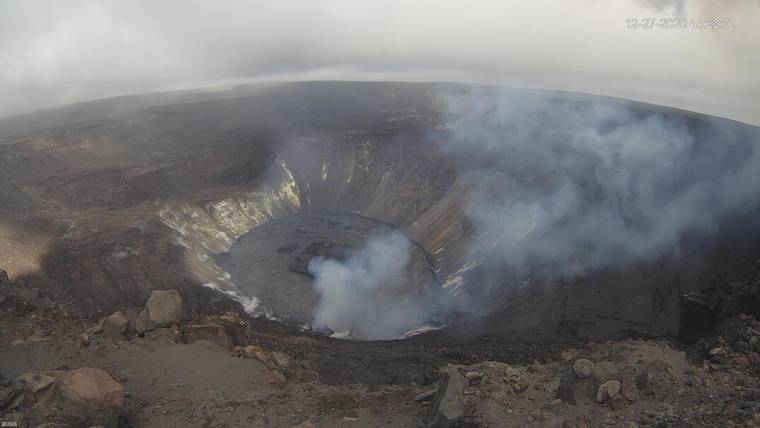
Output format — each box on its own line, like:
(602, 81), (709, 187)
(443, 89), (760, 278)
(0, 0), (758, 124)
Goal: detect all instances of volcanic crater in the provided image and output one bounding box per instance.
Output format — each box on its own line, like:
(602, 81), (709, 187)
(1, 81), (759, 345)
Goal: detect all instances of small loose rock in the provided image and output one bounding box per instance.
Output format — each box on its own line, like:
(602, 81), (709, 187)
(596, 380), (622, 403)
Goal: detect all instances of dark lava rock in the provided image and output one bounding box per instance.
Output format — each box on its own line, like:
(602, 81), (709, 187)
(555, 368), (598, 406)
(734, 340), (752, 353)
(221, 211), (437, 325)
(679, 278), (760, 344)
(621, 374), (640, 401)
(428, 367), (466, 428)
(679, 292), (715, 344)
(0, 294), (34, 316)
(696, 314), (760, 361)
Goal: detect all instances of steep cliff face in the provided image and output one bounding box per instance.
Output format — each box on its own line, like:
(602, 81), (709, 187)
(1, 81), (758, 341)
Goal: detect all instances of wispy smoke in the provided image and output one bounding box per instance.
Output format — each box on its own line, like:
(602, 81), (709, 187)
(308, 231), (436, 340)
(443, 89), (760, 279)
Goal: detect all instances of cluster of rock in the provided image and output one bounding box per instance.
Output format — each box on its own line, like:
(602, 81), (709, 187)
(80, 289), (307, 386)
(416, 345), (705, 427)
(78, 289), (184, 347)
(1, 284), (311, 426)
(0, 269), (56, 316)
(231, 344), (307, 385)
(0, 367), (123, 427)
(421, 361), (534, 427)
(679, 277), (760, 344)
(700, 313), (760, 372)
(556, 358), (645, 411)
(0, 288), (185, 426)
(676, 276), (760, 371)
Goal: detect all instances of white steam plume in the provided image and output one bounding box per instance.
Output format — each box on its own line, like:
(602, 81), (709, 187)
(442, 89), (760, 279)
(308, 231), (434, 340)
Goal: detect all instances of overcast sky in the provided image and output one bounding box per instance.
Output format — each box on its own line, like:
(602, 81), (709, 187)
(0, 0), (758, 124)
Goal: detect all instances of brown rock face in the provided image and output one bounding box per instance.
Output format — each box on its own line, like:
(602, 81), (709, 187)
(146, 289), (183, 325)
(43, 367), (124, 408)
(143, 289), (183, 330)
(102, 311), (129, 339)
(12, 367), (123, 427)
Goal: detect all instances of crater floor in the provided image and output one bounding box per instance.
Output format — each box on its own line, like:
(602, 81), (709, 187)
(218, 211), (436, 325)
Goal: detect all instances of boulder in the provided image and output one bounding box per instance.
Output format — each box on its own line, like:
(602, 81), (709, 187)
(136, 289), (183, 334)
(596, 380), (622, 403)
(43, 368), (123, 408)
(144, 289), (183, 327)
(554, 369), (598, 406)
(501, 365), (529, 394)
(428, 367), (466, 427)
(13, 368), (123, 427)
(102, 311), (129, 339)
(573, 359), (594, 379)
(621, 375), (639, 401)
